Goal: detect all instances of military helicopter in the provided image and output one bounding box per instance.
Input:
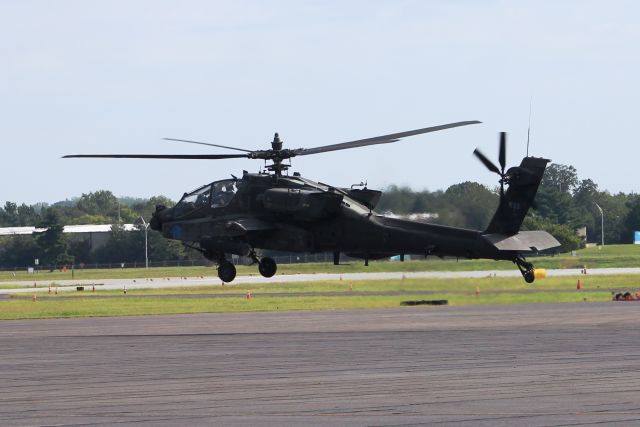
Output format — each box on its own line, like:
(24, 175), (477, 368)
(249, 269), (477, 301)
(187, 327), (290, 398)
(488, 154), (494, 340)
(64, 120), (559, 283)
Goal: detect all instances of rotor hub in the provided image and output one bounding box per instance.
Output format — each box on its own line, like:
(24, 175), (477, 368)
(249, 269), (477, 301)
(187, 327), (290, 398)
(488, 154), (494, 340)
(271, 133), (283, 151)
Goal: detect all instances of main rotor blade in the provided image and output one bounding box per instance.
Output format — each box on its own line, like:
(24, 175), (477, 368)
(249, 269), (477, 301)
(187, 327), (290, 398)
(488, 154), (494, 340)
(498, 132), (507, 173)
(163, 138), (253, 153)
(473, 148), (501, 175)
(294, 120), (481, 156)
(63, 154), (248, 160)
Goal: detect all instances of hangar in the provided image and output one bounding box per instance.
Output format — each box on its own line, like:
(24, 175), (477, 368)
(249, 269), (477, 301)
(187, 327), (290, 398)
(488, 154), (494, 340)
(0, 224), (137, 251)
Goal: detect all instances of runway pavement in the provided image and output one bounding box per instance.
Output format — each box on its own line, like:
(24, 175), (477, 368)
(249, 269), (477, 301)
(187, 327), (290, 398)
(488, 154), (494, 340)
(3, 266), (640, 294)
(2, 303), (640, 426)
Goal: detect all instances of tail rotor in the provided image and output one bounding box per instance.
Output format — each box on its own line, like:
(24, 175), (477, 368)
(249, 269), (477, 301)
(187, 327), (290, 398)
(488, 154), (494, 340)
(474, 132), (508, 198)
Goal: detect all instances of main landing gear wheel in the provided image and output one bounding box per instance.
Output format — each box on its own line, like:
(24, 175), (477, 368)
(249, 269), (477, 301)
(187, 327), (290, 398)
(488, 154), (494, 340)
(217, 260), (237, 282)
(514, 257), (535, 283)
(258, 257), (277, 278)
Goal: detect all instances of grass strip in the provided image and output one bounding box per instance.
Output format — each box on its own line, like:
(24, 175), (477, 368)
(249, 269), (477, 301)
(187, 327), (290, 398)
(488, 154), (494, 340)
(0, 292), (612, 320)
(2, 273), (632, 320)
(19, 275), (640, 298)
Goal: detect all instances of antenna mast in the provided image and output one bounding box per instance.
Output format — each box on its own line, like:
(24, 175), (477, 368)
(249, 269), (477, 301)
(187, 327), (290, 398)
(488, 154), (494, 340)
(526, 97), (532, 157)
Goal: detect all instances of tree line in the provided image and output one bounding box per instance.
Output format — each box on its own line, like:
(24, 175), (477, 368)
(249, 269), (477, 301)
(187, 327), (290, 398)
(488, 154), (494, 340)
(0, 191), (195, 268)
(376, 163), (639, 251)
(0, 163), (639, 268)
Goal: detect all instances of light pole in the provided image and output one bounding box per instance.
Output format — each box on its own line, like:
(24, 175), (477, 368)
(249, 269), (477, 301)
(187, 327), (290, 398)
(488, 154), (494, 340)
(139, 216), (149, 269)
(594, 202), (604, 247)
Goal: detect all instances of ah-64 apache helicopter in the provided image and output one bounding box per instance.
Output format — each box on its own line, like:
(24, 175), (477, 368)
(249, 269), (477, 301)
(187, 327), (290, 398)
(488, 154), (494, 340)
(65, 120), (559, 283)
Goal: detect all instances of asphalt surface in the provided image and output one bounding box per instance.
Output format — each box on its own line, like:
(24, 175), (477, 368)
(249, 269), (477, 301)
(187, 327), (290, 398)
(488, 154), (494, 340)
(2, 303), (640, 426)
(3, 266), (640, 294)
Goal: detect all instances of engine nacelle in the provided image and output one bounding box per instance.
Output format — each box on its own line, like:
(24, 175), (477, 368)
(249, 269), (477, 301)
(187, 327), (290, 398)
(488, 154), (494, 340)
(261, 188), (343, 220)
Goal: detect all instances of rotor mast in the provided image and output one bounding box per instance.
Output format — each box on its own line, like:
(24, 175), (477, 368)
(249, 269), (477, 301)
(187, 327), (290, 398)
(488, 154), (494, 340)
(265, 133), (289, 176)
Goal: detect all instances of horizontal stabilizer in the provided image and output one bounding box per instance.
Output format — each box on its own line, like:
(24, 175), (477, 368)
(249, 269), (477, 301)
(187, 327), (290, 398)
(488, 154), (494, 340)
(483, 231), (560, 252)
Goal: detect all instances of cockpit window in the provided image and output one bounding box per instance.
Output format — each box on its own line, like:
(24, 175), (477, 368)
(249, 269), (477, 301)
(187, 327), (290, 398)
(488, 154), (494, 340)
(174, 179), (238, 216)
(175, 184), (212, 215)
(211, 180), (238, 208)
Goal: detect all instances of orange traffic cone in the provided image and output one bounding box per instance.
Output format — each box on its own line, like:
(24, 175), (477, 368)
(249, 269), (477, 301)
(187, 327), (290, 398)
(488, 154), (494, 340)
(92, 285), (95, 292)
(577, 279), (583, 290)
(246, 290), (252, 300)
(475, 286), (480, 296)
(32, 294), (37, 302)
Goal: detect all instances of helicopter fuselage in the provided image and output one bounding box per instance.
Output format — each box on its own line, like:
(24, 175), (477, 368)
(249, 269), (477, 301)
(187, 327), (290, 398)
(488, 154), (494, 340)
(151, 172), (510, 263)
(65, 122), (560, 283)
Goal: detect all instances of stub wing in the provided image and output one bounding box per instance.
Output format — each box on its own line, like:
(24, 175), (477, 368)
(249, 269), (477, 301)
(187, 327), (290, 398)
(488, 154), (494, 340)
(224, 217), (276, 236)
(483, 230), (561, 252)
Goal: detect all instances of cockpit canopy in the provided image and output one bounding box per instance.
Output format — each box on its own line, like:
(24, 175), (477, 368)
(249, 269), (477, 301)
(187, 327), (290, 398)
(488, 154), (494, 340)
(175, 179), (238, 215)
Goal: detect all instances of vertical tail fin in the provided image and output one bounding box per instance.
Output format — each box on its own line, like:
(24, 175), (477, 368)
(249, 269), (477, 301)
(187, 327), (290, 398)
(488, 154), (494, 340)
(485, 157), (549, 235)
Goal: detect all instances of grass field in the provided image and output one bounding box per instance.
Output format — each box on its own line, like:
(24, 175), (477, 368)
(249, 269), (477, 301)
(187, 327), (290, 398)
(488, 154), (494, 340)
(1, 274), (634, 320)
(2, 244), (640, 283)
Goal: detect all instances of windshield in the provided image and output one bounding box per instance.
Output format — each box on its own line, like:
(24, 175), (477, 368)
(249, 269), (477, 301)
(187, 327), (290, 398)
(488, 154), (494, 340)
(174, 184), (212, 215)
(174, 179), (238, 216)
(211, 180), (238, 208)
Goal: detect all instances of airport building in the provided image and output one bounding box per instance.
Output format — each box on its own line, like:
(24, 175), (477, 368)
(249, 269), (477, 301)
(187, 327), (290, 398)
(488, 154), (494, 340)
(0, 224), (138, 251)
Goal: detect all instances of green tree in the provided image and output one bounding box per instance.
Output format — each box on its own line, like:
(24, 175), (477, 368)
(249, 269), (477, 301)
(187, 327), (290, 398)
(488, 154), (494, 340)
(541, 163), (579, 193)
(377, 185), (417, 214)
(0, 202), (19, 226)
(131, 195), (175, 222)
(36, 210), (74, 266)
(77, 190), (120, 218)
(622, 195), (640, 243)
(93, 223), (191, 264)
(441, 182), (498, 230)
(0, 235), (40, 267)
(595, 192), (630, 244)
(16, 203), (41, 226)
(572, 179), (599, 240)
(533, 187), (580, 226)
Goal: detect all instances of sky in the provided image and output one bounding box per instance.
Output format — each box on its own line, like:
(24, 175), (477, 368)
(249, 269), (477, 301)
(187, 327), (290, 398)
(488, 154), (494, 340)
(1, 0), (638, 205)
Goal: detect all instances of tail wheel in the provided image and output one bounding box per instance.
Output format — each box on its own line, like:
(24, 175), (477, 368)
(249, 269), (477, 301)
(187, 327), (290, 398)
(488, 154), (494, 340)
(258, 257), (277, 278)
(523, 269), (535, 283)
(218, 260), (237, 283)
(514, 257), (535, 283)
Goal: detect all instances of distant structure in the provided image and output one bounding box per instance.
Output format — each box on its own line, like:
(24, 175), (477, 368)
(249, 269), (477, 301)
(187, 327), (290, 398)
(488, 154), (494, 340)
(0, 224), (137, 251)
(381, 211), (439, 222)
